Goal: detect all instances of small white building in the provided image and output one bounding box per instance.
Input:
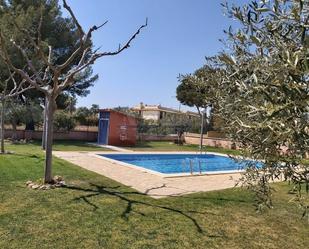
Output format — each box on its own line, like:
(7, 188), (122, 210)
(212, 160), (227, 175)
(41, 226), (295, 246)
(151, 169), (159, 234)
(132, 102), (199, 121)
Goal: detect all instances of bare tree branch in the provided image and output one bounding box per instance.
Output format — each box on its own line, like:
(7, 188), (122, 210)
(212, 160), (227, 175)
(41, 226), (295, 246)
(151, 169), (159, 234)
(10, 38), (45, 86)
(0, 34), (48, 93)
(0, 68), (34, 100)
(57, 21), (108, 71)
(43, 46), (53, 81)
(97, 18), (148, 57)
(62, 0), (84, 41)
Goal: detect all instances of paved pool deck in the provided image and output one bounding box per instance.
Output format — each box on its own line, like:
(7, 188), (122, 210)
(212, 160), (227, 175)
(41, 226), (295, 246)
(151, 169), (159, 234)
(53, 151), (242, 198)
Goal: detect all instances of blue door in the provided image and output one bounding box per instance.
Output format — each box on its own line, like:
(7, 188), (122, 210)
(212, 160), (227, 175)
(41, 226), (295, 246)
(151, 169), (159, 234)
(98, 112), (110, 144)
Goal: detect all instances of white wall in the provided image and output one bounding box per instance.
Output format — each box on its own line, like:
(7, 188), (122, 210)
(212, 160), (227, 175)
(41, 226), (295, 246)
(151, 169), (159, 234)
(142, 111), (160, 121)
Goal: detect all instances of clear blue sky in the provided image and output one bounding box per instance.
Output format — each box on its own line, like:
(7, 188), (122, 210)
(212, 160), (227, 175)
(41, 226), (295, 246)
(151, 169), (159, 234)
(66, 0), (247, 110)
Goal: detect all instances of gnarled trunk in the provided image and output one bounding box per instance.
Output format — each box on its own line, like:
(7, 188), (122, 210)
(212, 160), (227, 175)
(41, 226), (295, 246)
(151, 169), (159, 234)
(44, 97), (56, 183)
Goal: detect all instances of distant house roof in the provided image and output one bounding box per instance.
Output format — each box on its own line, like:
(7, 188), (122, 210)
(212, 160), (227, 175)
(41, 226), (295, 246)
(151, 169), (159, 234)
(99, 109), (138, 119)
(132, 103), (199, 117)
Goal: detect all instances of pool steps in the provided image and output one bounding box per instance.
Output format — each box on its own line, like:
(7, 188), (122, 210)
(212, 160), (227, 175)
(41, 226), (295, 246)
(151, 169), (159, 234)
(183, 158), (204, 175)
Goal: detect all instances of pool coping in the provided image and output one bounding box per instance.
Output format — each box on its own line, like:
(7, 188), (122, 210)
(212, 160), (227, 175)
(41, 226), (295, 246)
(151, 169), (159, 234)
(93, 151), (246, 178)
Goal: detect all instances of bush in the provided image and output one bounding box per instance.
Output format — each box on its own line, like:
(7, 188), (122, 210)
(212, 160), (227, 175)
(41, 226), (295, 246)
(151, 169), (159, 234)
(54, 111), (76, 131)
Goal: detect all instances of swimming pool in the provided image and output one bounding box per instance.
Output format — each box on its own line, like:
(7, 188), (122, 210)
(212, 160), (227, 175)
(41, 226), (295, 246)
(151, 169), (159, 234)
(99, 153), (259, 175)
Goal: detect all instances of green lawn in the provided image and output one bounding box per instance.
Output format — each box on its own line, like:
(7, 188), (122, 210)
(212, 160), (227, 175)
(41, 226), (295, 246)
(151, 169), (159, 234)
(0, 142), (308, 248)
(126, 141), (241, 155)
(5, 140), (110, 152)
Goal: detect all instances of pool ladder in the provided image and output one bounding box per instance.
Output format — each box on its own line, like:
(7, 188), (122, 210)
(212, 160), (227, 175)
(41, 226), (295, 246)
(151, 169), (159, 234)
(182, 159), (203, 175)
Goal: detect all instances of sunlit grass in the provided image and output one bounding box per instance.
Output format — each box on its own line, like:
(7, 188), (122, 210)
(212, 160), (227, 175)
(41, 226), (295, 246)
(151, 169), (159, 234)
(4, 140), (110, 152)
(0, 142), (308, 249)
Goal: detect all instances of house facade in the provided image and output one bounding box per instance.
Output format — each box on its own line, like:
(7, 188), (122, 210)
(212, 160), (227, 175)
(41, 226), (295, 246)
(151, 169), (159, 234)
(132, 102), (199, 122)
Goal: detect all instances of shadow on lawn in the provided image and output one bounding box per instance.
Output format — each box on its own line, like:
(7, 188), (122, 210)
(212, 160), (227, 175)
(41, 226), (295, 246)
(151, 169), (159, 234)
(32, 140), (97, 148)
(63, 183), (224, 236)
(128, 142), (153, 148)
(180, 195), (252, 204)
(0, 152), (43, 161)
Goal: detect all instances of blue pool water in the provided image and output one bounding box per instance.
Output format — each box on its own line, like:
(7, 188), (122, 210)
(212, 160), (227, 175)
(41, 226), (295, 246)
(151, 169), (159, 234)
(100, 154), (259, 174)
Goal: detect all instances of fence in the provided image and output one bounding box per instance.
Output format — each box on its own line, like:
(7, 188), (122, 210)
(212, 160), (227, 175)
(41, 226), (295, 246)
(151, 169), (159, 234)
(137, 134), (178, 141)
(3, 129), (235, 150)
(137, 132), (235, 150)
(184, 132), (236, 149)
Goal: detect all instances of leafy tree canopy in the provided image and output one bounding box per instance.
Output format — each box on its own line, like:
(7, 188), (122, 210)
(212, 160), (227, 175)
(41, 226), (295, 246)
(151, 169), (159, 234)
(176, 63), (217, 114)
(214, 0), (309, 214)
(74, 104), (99, 127)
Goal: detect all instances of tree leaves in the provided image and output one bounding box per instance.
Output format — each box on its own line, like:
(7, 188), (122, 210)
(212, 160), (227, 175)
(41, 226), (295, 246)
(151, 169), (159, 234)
(218, 53), (236, 66)
(213, 0), (309, 215)
(250, 35), (261, 46)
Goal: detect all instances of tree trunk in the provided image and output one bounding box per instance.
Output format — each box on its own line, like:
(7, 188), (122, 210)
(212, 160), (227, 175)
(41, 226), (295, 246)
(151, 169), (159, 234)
(44, 97), (56, 183)
(42, 98), (47, 150)
(0, 99), (5, 154)
(199, 112), (204, 152)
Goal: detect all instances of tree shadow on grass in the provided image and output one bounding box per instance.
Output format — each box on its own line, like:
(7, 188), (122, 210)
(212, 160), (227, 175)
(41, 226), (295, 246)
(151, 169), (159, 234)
(130, 141), (153, 148)
(0, 152), (44, 163)
(179, 195), (252, 204)
(63, 183), (224, 236)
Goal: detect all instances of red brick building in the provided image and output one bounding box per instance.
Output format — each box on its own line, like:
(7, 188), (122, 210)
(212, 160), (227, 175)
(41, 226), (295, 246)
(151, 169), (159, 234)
(98, 109), (138, 146)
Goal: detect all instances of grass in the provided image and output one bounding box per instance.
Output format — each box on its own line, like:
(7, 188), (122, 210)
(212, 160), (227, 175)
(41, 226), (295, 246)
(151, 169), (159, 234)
(0, 142), (308, 248)
(126, 141), (241, 155)
(4, 140), (110, 152)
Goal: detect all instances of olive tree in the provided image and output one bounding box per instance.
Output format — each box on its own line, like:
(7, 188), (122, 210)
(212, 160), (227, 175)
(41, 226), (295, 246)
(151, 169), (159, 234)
(216, 0), (309, 216)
